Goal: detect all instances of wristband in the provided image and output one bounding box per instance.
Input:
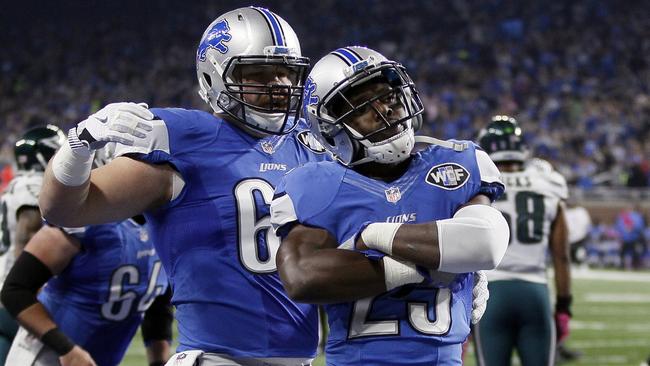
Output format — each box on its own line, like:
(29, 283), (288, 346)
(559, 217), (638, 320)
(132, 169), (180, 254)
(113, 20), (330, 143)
(41, 327), (75, 356)
(150, 362), (165, 366)
(51, 128), (95, 186)
(361, 223), (402, 255)
(555, 295), (573, 316)
(382, 256), (424, 291)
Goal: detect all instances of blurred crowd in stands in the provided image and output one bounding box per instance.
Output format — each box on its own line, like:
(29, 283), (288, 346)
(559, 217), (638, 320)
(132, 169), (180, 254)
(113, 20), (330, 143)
(1, 0), (648, 188)
(568, 204), (649, 270)
(1, 0), (649, 268)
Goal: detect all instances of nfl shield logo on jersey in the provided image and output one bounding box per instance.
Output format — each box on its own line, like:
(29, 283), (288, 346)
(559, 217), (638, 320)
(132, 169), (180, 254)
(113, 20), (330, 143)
(261, 141), (275, 154)
(139, 228), (149, 242)
(385, 186), (402, 203)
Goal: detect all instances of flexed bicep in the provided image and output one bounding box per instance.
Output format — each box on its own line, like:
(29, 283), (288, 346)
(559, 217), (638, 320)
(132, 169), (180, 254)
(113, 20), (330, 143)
(41, 156), (173, 227)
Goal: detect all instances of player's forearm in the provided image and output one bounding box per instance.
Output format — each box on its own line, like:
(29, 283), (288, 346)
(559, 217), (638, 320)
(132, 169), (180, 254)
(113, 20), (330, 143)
(551, 235), (572, 297)
(40, 162), (92, 227)
(14, 208), (45, 258)
(1, 250), (73, 350)
(278, 247), (385, 304)
(146, 340), (171, 366)
(16, 303), (59, 338)
(362, 204), (509, 272)
(551, 203), (571, 297)
(553, 257), (571, 297)
(390, 222), (440, 268)
(17, 305), (78, 358)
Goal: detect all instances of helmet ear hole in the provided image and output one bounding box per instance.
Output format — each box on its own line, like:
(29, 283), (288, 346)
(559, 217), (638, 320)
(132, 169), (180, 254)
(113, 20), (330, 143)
(203, 73), (213, 87)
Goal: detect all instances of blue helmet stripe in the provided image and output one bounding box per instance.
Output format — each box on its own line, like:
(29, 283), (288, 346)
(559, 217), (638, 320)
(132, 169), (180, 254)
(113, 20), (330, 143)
(254, 7), (285, 46)
(333, 48), (361, 65)
(331, 52), (352, 66)
(345, 47), (365, 61)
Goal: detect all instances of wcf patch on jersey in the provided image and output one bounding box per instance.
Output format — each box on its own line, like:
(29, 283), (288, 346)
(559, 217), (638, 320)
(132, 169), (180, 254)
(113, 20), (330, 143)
(425, 163), (470, 190)
(297, 131), (327, 154)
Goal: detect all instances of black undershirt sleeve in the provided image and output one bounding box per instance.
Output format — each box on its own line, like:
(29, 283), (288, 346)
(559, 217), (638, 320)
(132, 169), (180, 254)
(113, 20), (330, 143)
(1, 251), (53, 317)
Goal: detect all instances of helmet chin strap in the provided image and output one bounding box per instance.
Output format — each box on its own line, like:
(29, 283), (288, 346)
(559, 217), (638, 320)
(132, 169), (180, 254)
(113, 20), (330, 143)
(349, 127), (415, 166)
(349, 134), (471, 167)
(244, 108), (286, 134)
(218, 95), (292, 137)
(414, 136), (469, 152)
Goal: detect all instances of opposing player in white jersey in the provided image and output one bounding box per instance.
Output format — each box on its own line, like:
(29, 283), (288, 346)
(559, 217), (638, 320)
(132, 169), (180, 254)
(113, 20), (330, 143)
(38, 7), (328, 366)
(0, 125), (65, 363)
(473, 116), (572, 366)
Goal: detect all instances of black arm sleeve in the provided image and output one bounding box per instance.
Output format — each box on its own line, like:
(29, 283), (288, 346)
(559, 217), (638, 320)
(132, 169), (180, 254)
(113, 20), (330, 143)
(141, 287), (173, 344)
(1, 251), (53, 317)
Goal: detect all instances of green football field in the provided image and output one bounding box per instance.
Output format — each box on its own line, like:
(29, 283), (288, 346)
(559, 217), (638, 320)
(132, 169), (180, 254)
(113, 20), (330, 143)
(122, 269), (650, 366)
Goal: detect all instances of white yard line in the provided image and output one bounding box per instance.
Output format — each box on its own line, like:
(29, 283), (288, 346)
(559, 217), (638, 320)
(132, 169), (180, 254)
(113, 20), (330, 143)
(568, 268), (650, 282)
(580, 307), (650, 316)
(569, 338), (650, 348)
(583, 293), (650, 302)
(572, 355), (630, 364)
(571, 320), (650, 332)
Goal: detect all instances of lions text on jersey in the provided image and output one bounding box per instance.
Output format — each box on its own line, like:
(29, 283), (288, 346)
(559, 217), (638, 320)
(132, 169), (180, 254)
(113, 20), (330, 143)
(37, 219), (167, 366)
(272, 142), (504, 365)
(111, 108), (328, 357)
(488, 160), (568, 283)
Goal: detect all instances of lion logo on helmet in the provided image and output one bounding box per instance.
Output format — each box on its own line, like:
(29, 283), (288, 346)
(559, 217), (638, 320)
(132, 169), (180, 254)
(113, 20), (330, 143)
(197, 19), (232, 61)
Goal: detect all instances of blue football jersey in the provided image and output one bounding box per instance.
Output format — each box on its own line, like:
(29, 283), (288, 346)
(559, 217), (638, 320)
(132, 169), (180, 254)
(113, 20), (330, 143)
(272, 142), (504, 365)
(38, 219), (167, 366)
(111, 108), (329, 357)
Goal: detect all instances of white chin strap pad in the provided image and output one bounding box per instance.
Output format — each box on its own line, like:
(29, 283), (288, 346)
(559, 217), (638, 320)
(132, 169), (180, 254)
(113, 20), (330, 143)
(436, 204), (509, 273)
(244, 109), (286, 133)
(355, 126), (414, 165)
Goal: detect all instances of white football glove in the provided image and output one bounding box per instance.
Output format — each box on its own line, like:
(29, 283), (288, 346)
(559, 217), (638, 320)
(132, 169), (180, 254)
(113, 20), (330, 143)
(471, 270), (489, 324)
(73, 102), (154, 150)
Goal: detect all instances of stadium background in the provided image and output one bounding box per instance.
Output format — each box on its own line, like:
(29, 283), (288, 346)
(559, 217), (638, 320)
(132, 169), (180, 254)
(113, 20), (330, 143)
(1, 0), (648, 365)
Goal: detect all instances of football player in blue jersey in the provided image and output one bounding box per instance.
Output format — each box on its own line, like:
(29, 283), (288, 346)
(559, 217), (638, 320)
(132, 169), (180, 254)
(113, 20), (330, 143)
(0, 125), (65, 363)
(39, 7), (328, 366)
(473, 117), (572, 366)
(269, 46), (510, 365)
(1, 211), (171, 366)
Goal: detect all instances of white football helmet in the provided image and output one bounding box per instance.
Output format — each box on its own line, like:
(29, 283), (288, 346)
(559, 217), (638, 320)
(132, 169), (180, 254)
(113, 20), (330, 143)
(196, 7), (309, 135)
(303, 46), (424, 166)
